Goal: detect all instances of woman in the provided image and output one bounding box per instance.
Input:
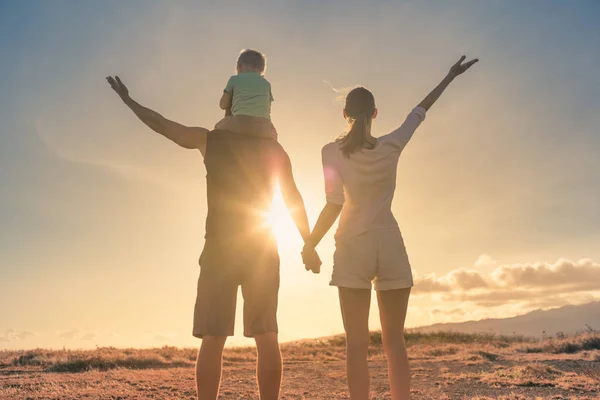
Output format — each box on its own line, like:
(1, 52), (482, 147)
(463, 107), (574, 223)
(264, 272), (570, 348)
(303, 56), (478, 399)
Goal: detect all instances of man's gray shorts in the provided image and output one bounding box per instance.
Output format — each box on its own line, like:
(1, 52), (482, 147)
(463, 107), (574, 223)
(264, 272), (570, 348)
(193, 237), (280, 338)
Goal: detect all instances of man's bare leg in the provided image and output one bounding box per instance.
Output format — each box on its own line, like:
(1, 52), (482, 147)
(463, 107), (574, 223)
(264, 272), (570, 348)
(254, 332), (282, 400)
(196, 335), (227, 400)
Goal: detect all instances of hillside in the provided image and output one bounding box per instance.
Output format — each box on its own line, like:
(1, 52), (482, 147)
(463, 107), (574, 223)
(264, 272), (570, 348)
(413, 302), (600, 337)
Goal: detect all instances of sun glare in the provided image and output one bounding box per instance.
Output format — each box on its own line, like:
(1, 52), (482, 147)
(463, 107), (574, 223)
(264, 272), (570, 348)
(266, 186), (302, 250)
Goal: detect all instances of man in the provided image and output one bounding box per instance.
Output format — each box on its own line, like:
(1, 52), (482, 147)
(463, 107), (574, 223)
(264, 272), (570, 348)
(106, 76), (320, 400)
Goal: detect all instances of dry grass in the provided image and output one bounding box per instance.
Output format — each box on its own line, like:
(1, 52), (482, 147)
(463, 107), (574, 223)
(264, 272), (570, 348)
(517, 332), (600, 354)
(4, 346), (197, 372)
(477, 363), (600, 392)
(1, 331), (600, 399)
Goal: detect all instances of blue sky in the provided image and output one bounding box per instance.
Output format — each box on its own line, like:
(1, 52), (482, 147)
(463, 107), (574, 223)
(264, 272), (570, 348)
(1, 0), (599, 349)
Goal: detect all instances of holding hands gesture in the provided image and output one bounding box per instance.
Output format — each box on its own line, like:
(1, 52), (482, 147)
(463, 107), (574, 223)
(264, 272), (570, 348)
(302, 246), (322, 274)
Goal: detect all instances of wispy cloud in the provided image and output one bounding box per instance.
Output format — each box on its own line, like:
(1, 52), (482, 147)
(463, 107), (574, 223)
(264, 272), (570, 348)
(0, 329), (35, 342)
(58, 329), (97, 341)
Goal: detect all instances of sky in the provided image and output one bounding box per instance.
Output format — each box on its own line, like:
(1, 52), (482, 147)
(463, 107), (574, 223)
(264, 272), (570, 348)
(1, 0), (600, 349)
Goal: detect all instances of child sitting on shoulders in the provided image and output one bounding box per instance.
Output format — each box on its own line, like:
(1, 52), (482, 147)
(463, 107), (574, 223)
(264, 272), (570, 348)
(217, 49), (277, 140)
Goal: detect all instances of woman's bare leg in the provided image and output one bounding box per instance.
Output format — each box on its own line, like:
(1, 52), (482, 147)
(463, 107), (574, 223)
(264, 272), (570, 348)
(376, 288), (411, 400)
(339, 287), (372, 400)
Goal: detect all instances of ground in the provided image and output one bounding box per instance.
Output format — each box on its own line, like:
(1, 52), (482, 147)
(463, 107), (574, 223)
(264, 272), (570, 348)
(1, 332), (599, 399)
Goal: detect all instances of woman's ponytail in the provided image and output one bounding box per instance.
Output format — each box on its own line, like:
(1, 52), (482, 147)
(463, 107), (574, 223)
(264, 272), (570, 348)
(338, 87), (376, 157)
(340, 113), (369, 156)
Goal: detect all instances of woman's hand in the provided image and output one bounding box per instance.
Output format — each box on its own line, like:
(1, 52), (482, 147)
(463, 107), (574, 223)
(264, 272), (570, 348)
(448, 55), (479, 79)
(418, 55), (479, 111)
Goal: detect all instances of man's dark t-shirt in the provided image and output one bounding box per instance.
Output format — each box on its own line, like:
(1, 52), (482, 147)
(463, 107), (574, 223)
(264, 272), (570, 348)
(194, 130), (286, 338)
(204, 130), (285, 241)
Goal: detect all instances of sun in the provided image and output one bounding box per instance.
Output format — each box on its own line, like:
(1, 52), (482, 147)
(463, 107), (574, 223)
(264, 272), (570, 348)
(265, 188), (303, 250)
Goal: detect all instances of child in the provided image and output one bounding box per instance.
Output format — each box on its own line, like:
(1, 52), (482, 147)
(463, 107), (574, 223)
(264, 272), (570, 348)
(216, 49), (278, 140)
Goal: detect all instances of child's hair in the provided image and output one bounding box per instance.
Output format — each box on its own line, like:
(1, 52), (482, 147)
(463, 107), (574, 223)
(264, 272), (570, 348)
(236, 49), (267, 75)
(339, 87), (376, 156)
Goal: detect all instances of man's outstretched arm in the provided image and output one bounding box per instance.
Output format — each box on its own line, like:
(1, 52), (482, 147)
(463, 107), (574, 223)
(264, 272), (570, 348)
(277, 149), (321, 273)
(106, 76), (208, 155)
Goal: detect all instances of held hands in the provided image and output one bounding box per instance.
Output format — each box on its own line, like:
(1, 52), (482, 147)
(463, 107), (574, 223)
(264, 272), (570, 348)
(448, 55), (479, 79)
(106, 76), (131, 103)
(302, 245), (322, 274)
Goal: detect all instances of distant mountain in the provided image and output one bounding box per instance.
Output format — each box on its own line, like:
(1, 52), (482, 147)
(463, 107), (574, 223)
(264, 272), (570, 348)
(411, 302), (600, 338)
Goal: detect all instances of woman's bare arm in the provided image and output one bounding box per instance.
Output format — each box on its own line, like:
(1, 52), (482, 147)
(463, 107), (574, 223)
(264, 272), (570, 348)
(417, 55), (479, 111)
(304, 202), (343, 250)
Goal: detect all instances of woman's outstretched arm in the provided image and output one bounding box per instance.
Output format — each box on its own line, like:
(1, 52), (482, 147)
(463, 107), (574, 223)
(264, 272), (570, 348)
(417, 55), (479, 111)
(387, 55), (478, 151)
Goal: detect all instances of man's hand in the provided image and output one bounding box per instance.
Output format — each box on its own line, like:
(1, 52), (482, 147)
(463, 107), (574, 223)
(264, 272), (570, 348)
(448, 55), (479, 79)
(106, 76), (131, 103)
(302, 245), (322, 274)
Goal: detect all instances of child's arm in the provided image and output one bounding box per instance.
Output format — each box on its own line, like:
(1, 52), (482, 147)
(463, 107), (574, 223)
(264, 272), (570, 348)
(220, 76), (235, 111)
(219, 91), (232, 111)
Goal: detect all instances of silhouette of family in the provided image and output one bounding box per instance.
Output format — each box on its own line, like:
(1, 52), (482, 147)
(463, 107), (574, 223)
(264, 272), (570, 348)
(107, 49), (477, 400)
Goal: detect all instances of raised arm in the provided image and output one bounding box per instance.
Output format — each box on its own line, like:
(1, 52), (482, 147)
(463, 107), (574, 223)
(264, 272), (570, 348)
(386, 55), (478, 151)
(277, 149), (322, 273)
(417, 55), (478, 111)
(106, 76), (208, 155)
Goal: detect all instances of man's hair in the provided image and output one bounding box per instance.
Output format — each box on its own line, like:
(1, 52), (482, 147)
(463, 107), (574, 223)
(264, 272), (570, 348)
(236, 49), (267, 75)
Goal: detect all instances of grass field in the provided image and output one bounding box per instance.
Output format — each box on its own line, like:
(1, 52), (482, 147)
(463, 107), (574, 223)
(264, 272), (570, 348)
(1, 331), (599, 399)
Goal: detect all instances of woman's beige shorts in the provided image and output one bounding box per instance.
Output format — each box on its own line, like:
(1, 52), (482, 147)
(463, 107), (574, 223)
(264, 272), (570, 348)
(331, 229), (413, 291)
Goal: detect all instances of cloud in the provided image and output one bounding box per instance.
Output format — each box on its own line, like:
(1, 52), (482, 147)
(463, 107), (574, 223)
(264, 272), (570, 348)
(58, 329), (96, 341)
(431, 308), (465, 316)
(474, 254), (498, 269)
(414, 258), (600, 309)
(0, 329), (35, 342)
(80, 332), (97, 341)
(491, 258), (600, 290)
(414, 268), (488, 293)
(59, 329), (80, 340)
(154, 333), (171, 343)
(16, 330), (35, 340)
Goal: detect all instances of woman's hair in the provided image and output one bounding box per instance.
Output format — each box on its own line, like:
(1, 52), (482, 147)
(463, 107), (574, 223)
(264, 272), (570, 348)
(338, 87), (376, 156)
(236, 49), (267, 75)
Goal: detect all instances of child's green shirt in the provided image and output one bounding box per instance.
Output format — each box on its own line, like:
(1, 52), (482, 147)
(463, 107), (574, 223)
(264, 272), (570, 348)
(224, 72), (273, 120)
